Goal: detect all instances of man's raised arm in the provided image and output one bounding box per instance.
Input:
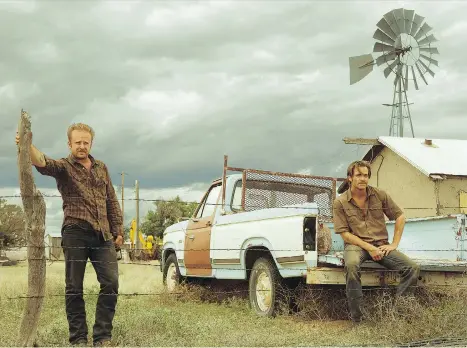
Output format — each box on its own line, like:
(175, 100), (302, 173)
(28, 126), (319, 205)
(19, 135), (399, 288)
(30, 144), (47, 167)
(16, 131), (46, 167)
(16, 131), (64, 176)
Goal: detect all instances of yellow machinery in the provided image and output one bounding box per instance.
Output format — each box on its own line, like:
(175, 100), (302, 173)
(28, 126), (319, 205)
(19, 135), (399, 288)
(461, 191), (467, 214)
(128, 219), (162, 261)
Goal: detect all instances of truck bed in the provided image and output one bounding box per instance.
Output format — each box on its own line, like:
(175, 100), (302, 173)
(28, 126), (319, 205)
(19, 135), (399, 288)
(306, 253), (467, 287)
(319, 214), (467, 272)
(317, 253), (467, 273)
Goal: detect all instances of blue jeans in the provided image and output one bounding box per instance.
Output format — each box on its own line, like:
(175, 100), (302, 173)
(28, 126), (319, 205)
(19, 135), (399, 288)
(343, 244), (420, 322)
(61, 222), (119, 344)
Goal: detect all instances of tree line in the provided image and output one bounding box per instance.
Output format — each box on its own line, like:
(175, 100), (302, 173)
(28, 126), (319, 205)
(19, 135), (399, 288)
(0, 196), (198, 249)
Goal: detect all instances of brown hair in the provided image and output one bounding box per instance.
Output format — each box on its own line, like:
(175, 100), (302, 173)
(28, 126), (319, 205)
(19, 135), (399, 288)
(67, 123), (95, 142)
(346, 160), (371, 178)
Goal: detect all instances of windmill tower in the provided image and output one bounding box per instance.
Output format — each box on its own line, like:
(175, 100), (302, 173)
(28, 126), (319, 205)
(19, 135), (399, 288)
(349, 8), (439, 137)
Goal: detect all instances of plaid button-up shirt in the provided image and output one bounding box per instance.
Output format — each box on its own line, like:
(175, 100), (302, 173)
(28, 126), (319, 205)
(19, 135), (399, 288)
(35, 154), (123, 241)
(333, 186), (403, 245)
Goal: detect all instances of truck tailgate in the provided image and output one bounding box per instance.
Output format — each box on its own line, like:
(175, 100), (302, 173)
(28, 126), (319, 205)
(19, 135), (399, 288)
(307, 253), (467, 286)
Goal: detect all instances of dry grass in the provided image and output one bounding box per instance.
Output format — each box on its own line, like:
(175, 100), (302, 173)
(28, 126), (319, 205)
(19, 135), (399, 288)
(1, 261), (466, 347)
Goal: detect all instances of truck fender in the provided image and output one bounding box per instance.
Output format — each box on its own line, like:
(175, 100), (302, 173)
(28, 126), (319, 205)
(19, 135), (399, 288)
(161, 242), (178, 270)
(240, 237), (280, 277)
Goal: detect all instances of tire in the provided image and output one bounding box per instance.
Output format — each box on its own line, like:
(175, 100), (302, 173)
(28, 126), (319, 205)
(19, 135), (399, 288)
(248, 257), (286, 317)
(162, 253), (183, 292)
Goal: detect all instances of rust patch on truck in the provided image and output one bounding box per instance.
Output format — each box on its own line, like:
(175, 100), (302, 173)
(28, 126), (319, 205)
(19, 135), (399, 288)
(184, 222), (212, 276)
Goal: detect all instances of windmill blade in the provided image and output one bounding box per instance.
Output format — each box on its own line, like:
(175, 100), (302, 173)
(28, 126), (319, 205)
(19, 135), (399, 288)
(420, 47), (439, 54)
(376, 17), (397, 40)
(394, 36), (402, 49)
(418, 34), (438, 47)
(373, 28), (396, 46)
(415, 61), (429, 85)
(377, 51), (397, 66)
(349, 54), (374, 85)
(414, 22), (433, 41)
(410, 13), (425, 37)
(404, 9), (415, 34)
(383, 9), (400, 36)
(393, 8), (406, 33)
(373, 42), (394, 53)
(418, 58), (435, 78)
(404, 64), (409, 91)
(420, 53), (439, 67)
(411, 65), (419, 90)
(384, 59), (399, 78)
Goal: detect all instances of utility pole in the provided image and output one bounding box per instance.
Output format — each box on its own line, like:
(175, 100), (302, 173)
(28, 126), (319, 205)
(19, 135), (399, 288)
(135, 179), (140, 253)
(120, 172), (125, 220)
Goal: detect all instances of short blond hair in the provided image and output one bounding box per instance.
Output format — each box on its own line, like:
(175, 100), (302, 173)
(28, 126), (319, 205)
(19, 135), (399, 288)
(67, 123), (95, 142)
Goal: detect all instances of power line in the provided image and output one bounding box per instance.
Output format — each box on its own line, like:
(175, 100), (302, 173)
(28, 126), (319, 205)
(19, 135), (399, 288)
(1, 193), (466, 211)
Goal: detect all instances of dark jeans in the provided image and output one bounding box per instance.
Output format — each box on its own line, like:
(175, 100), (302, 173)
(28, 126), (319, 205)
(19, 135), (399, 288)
(343, 244), (420, 322)
(61, 222), (119, 344)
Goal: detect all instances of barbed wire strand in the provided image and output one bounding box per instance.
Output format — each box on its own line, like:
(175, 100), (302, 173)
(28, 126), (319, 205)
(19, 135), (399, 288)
(1, 283), (467, 297)
(2, 287), (467, 317)
(2, 193), (467, 212)
(5, 257), (467, 272)
(6, 244), (467, 253)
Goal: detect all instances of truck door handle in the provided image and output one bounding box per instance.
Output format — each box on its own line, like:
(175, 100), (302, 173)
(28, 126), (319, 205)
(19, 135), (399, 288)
(188, 235), (195, 240)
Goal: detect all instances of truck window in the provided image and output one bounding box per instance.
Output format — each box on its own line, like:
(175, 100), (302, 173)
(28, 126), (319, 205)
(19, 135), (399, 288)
(231, 180), (242, 211)
(197, 184), (222, 218)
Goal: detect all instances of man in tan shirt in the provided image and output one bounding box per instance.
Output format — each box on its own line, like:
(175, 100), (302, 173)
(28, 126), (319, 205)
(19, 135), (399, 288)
(16, 123), (123, 346)
(333, 160), (420, 323)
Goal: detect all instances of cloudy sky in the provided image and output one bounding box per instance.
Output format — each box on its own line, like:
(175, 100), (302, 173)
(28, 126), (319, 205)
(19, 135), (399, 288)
(1, 0), (466, 234)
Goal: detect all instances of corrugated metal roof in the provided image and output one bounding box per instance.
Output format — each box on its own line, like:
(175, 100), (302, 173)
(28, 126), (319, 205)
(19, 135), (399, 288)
(376, 136), (467, 177)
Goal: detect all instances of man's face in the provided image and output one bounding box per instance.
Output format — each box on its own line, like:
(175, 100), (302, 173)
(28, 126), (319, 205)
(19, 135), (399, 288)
(68, 130), (92, 159)
(349, 166), (369, 190)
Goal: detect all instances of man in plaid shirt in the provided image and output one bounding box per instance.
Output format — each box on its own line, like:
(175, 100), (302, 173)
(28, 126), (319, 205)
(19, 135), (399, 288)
(17, 123), (123, 346)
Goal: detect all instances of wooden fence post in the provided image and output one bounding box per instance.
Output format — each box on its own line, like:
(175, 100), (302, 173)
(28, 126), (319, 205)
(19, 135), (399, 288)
(16, 109), (47, 347)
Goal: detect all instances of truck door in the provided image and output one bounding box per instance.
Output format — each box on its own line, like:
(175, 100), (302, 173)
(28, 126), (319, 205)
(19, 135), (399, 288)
(184, 183), (222, 276)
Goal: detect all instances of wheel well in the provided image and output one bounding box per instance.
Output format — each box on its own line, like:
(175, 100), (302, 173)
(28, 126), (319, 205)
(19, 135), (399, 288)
(245, 246), (274, 279)
(163, 249), (175, 263)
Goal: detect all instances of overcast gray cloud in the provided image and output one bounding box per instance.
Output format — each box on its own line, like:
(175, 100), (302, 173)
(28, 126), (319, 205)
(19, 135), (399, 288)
(1, 0), (466, 231)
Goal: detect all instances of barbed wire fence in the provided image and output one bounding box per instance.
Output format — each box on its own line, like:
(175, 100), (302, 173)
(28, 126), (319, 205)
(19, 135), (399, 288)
(1, 191), (467, 347)
(0, 195), (467, 300)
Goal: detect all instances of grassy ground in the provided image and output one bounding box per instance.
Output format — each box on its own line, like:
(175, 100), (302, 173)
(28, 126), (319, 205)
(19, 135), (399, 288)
(1, 261), (466, 346)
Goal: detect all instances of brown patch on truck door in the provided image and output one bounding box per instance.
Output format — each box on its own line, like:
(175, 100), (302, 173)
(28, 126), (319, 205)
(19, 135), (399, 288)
(184, 182), (221, 276)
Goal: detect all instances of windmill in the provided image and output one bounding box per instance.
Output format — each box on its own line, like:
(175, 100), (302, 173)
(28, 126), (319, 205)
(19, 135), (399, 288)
(349, 8), (439, 137)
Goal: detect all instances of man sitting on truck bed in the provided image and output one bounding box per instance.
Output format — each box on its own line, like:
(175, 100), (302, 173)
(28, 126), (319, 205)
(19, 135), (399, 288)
(332, 160), (420, 323)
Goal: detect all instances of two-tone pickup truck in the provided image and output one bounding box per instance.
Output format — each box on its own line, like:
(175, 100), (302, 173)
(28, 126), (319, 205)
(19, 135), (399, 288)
(160, 156), (467, 317)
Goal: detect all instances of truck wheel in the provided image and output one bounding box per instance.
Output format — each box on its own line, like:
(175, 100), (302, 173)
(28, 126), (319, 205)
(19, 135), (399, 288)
(163, 254), (182, 292)
(248, 257), (284, 317)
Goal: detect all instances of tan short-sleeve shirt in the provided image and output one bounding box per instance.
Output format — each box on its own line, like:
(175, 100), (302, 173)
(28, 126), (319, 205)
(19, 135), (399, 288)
(332, 186), (403, 245)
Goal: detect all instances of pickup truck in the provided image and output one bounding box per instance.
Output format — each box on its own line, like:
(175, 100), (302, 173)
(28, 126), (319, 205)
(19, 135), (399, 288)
(160, 158), (467, 317)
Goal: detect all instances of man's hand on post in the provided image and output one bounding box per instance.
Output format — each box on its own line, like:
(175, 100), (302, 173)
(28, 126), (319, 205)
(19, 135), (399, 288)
(16, 130), (32, 145)
(378, 243), (398, 256)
